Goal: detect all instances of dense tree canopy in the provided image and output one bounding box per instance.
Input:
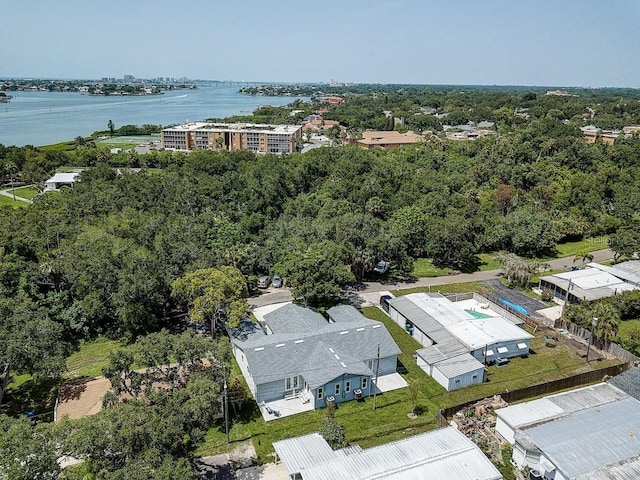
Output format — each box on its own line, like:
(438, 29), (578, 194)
(1, 83), (640, 478)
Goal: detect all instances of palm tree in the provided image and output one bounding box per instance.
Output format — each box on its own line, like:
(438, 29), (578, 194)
(573, 250), (594, 267)
(5, 162), (18, 201)
(107, 120), (115, 136)
(591, 302), (620, 349)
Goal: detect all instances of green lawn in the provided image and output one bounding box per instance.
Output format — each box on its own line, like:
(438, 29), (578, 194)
(12, 186), (38, 200)
(615, 319), (640, 356)
(477, 253), (502, 271)
(95, 134), (160, 147)
(65, 337), (123, 378)
(412, 258), (448, 277)
(554, 236), (609, 258)
(2, 373), (61, 418)
(393, 281), (492, 297)
(195, 302), (620, 464)
(0, 194), (27, 208)
(411, 254), (500, 277)
(412, 239), (606, 278)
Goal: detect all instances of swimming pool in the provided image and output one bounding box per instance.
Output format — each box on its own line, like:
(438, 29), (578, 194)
(465, 309), (491, 319)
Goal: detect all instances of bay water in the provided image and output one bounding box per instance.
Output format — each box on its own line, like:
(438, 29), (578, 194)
(0, 85), (305, 147)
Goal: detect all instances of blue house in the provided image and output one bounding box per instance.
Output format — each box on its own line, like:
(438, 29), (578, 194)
(231, 304), (401, 414)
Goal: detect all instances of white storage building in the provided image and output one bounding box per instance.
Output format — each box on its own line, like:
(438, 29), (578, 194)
(387, 293), (532, 391)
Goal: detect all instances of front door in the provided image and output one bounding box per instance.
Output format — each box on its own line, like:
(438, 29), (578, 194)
(285, 375), (300, 394)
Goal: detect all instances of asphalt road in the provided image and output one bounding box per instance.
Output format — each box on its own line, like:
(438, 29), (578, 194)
(361, 248), (614, 293)
(248, 249), (614, 308)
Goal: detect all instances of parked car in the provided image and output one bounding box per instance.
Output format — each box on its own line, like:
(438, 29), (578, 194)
(257, 276), (271, 289)
(380, 294), (393, 313)
(495, 357), (510, 367)
(373, 261), (390, 274)
(272, 275), (283, 288)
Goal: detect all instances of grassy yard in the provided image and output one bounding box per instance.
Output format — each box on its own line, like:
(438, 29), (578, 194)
(196, 301), (620, 464)
(393, 281), (492, 297)
(95, 135), (160, 147)
(477, 253), (502, 271)
(12, 186), (38, 200)
(65, 337), (123, 378)
(0, 194), (27, 208)
(412, 258), (449, 277)
(412, 254), (500, 277)
(554, 236), (609, 258)
(615, 319), (640, 356)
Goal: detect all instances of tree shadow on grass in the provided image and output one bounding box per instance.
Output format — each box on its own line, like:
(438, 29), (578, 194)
(1, 376), (62, 417)
(232, 401), (262, 424)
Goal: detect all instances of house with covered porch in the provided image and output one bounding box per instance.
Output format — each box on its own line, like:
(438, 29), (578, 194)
(230, 304), (402, 419)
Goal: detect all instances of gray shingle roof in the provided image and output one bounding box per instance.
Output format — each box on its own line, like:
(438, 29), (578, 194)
(263, 303), (327, 334)
(233, 305), (400, 387)
(608, 367), (640, 401)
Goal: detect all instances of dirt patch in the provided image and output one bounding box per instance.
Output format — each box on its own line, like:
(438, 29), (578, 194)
(55, 377), (110, 421)
(229, 440), (258, 467)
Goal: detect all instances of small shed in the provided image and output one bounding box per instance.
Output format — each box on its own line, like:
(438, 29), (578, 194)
(44, 172), (80, 190)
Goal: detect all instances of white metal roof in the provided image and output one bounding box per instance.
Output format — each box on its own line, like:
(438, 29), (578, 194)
(395, 293), (533, 350)
(45, 172), (80, 184)
(299, 427), (502, 480)
(273, 433), (338, 476)
(404, 293), (473, 327)
(588, 261), (640, 287)
(496, 397), (564, 429)
(574, 455), (640, 480)
(497, 382), (630, 429)
(434, 352), (485, 378)
(539, 264), (639, 301)
(521, 397), (640, 478)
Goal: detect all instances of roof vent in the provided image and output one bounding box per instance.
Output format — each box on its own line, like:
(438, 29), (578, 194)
(340, 331), (349, 335)
(276, 343), (285, 348)
(373, 325), (381, 329)
(295, 339), (304, 344)
(254, 347), (265, 351)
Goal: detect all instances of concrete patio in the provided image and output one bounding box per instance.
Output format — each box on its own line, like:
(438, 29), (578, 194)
(258, 373), (407, 422)
(372, 372), (408, 394)
(259, 392), (314, 422)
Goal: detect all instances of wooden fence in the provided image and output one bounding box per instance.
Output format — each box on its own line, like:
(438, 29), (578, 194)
(557, 321), (639, 364)
(438, 362), (631, 420)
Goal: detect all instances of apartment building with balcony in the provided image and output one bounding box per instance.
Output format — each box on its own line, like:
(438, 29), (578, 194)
(161, 122), (302, 154)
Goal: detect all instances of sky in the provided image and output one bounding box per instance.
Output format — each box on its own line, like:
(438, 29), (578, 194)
(2, 0), (639, 87)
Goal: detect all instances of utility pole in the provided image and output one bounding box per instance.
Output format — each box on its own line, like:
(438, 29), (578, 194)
(372, 344), (380, 411)
(223, 366), (229, 443)
(586, 317), (598, 362)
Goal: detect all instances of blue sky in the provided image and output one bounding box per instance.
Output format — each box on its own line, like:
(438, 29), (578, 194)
(2, 0), (639, 87)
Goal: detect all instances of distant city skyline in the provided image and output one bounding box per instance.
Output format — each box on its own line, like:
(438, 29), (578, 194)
(3, 0), (640, 88)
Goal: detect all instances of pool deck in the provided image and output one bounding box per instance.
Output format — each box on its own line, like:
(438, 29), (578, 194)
(453, 298), (502, 318)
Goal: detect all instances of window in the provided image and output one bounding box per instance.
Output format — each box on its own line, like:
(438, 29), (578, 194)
(361, 377), (368, 389)
(455, 379), (460, 383)
(345, 381), (351, 393)
(317, 387), (323, 399)
(472, 375), (478, 380)
(335, 384), (340, 395)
